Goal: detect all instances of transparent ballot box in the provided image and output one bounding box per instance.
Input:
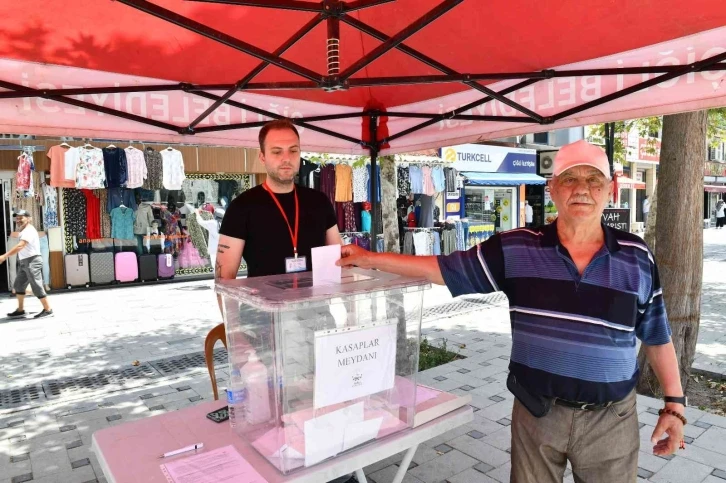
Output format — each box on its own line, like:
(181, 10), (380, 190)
(215, 268), (430, 474)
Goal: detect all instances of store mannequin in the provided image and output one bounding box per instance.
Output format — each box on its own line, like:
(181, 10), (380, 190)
(196, 209), (220, 267)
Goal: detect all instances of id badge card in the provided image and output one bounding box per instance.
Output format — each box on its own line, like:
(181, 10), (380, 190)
(285, 256), (307, 273)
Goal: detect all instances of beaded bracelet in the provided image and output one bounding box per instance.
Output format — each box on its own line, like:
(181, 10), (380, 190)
(658, 408), (688, 426)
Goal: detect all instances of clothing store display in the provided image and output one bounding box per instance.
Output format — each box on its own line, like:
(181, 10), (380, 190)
(107, 188), (138, 213)
(82, 190), (102, 240)
(444, 167), (457, 192)
(161, 208), (183, 257)
(42, 184), (59, 228)
(216, 180), (240, 203)
(409, 165), (423, 194)
(48, 227), (63, 251)
(367, 164), (381, 202)
(157, 254), (175, 278)
(320, 164), (336, 207)
(47, 144), (75, 188)
(432, 231), (442, 256)
(419, 195), (434, 228)
(343, 202), (356, 232)
(63, 189), (87, 238)
(179, 230), (208, 268)
(403, 231), (414, 255)
(110, 206), (135, 240)
(95, 189), (112, 238)
(102, 147), (128, 189)
(134, 203), (155, 235)
(124, 146), (147, 188)
(361, 210), (371, 232)
(65, 253), (90, 288)
(161, 148), (186, 190)
(312, 170), (321, 190)
(65, 147), (80, 181)
(432, 166), (446, 193)
(139, 254), (158, 282)
(352, 166), (369, 202)
(413, 232), (431, 255)
(422, 166), (435, 196)
(407, 211), (416, 228)
(397, 166), (411, 197)
(336, 202), (346, 232)
(16, 152), (33, 193)
(334, 163), (353, 202)
(187, 210), (213, 259)
(75, 146), (106, 189)
(182, 179), (217, 205)
(142, 147), (164, 190)
(90, 252), (116, 285)
(297, 160), (319, 189)
(11, 174), (44, 230)
(219, 184), (337, 278)
(442, 227), (457, 255)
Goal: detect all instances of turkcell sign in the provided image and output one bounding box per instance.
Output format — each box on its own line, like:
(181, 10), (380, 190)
(440, 144), (537, 173)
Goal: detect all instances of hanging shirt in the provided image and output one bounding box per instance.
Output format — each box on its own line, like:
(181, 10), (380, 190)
(134, 203), (155, 235)
(334, 164), (353, 202)
(75, 147), (106, 189)
(142, 147), (164, 190)
(297, 160), (319, 188)
(124, 147), (148, 189)
(82, 190), (102, 240)
(366, 164), (381, 203)
(422, 166), (436, 196)
(397, 166), (411, 197)
(353, 166), (369, 202)
(196, 211), (219, 268)
(320, 164), (337, 207)
(444, 167), (457, 192)
(16, 153), (33, 193)
(161, 148), (186, 190)
(43, 184), (59, 228)
(47, 145), (75, 188)
(106, 188), (138, 213)
(361, 210), (372, 232)
(64, 147), (81, 184)
(432, 166), (446, 193)
(110, 206), (136, 240)
(102, 147), (128, 189)
(63, 188), (87, 238)
(409, 165), (423, 194)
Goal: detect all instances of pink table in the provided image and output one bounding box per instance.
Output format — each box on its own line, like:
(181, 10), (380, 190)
(91, 400), (472, 483)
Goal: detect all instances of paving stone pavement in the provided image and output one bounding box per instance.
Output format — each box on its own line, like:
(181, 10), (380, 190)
(0, 231), (725, 482)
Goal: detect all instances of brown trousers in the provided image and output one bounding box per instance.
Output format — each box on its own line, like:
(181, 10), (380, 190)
(510, 390), (639, 483)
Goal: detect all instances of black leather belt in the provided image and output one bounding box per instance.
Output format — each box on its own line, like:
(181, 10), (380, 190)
(552, 398), (614, 411)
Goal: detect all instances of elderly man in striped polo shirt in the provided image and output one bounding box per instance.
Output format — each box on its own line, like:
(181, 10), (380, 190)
(338, 140), (685, 483)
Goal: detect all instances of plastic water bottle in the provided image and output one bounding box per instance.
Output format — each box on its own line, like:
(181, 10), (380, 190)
(226, 366), (246, 429)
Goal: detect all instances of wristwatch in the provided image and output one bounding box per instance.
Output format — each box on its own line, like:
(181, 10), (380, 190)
(664, 396), (688, 405)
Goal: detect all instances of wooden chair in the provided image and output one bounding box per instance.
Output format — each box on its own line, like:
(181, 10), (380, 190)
(204, 323), (227, 401)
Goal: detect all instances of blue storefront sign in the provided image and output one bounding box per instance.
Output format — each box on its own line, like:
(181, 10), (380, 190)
(439, 144), (537, 174)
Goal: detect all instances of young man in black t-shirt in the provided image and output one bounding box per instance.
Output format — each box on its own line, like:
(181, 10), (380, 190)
(217, 120), (340, 279)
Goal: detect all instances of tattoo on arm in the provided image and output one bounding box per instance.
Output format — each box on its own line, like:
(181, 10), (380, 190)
(218, 244), (231, 249)
(215, 259), (223, 280)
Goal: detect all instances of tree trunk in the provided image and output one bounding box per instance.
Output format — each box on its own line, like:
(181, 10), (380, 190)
(379, 155), (401, 254)
(644, 187), (658, 255)
(636, 111), (706, 396)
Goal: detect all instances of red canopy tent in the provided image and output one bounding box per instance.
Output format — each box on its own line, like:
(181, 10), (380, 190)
(1, 0), (725, 238)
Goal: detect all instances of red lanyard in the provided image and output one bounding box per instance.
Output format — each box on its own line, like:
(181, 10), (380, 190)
(263, 183), (299, 257)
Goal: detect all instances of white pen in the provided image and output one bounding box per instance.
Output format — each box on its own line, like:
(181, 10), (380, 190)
(158, 443), (204, 459)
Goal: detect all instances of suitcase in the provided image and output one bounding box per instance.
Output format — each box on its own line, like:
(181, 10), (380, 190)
(64, 254), (90, 288)
(157, 254), (175, 279)
(115, 252), (138, 283)
(50, 251), (65, 290)
(139, 254), (157, 282)
(90, 252), (115, 285)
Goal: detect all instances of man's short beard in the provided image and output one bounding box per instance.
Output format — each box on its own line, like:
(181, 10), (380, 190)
(268, 172), (295, 185)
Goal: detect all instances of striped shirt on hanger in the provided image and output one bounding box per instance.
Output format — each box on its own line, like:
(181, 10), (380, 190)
(437, 221), (671, 404)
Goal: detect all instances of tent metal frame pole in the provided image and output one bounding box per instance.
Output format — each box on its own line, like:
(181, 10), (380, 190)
(187, 13), (324, 132)
(382, 78), (542, 145)
(369, 114), (380, 253)
(190, 90), (371, 148)
(552, 50), (726, 121)
(0, 80), (184, 133)
(338, 0), (464, 81)
(342, 0), (396, 13)
(185, 0), (323, 11)
(116, 0), (324, 83)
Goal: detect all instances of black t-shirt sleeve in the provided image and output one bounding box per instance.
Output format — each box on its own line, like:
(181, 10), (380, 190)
(219, 198), (248, 240)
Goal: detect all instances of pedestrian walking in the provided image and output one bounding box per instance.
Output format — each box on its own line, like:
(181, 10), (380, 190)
(338, 140), (686, 483)
(0, 210), (54, 318)
(716, 199), (725, 228)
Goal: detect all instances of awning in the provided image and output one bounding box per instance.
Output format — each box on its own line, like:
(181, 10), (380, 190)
(463, 172), (546, 186)
(617, 176), (646, 189)
(0, 1), (725, 154)
(705, 185), (726, 193)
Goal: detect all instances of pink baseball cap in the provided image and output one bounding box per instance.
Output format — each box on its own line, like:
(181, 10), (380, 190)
(553, 140), (611, 179)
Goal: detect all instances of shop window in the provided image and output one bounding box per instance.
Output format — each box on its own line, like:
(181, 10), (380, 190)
(533, 132), (549, 144)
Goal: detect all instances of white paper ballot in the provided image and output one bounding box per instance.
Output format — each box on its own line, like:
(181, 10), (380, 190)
(311, 244), (341, 286)
(343, 417), (383, 452)
(304, 402), (364, 467)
